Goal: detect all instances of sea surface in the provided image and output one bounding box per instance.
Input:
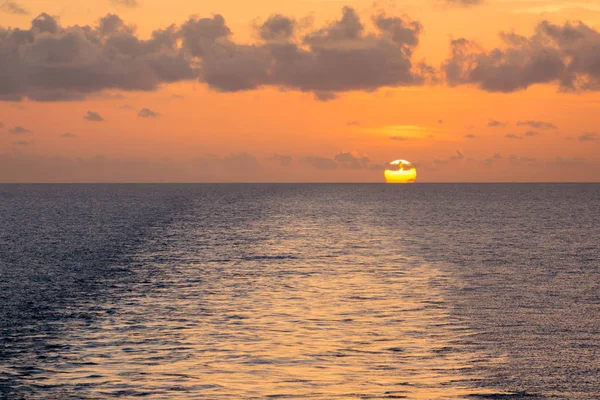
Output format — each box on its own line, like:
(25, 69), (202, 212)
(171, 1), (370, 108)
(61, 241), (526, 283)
(0, 184), (598, 399)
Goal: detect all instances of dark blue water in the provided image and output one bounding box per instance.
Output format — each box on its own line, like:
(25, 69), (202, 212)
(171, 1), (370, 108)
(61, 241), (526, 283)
(0, 184), (598, 399)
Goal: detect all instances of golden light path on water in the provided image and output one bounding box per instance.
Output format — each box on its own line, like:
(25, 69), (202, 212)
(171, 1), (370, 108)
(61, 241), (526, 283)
(36, 194), (499, 399)
(385, 160), (417, 184)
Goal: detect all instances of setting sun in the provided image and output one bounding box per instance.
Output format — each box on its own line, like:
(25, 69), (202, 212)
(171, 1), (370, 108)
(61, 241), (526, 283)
(384, 160), (417, 183)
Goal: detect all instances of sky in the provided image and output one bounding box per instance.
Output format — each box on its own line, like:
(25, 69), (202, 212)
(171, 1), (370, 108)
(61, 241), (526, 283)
(1, 0), (599, 182)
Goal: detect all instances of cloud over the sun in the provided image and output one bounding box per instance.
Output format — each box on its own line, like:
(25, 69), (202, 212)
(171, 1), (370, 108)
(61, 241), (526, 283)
(0, 7), (431, 101)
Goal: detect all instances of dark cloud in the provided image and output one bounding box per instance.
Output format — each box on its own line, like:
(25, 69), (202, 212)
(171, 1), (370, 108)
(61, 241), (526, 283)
(110, 0), (139, 8)
(488, 119), (506, 127)
(464, 134), (477, 139)
(438, 119), (444, 124)
(258, 15), (295, 41)
(579, 132), (599, 141)
(0, 121), (4, 128)
(1, 1), (28, 15)
(61, 132), (76, 138)
(84, 111), (104, 122)
(269, 154), (292, 166)
(444, 21), (600, 92)
(8, 126), (32, 134)
(347, 120), (360, 126)
(516, 120), (557, 129)
(138, 108), (161, 118)
(524, 130), (539, 137)
(390, 136), (409, 141)
(505, 134), (522, 139)
(181, 7), (430, 94)
(14, 140), (31, 145)
(0, 8), (430, 101)
(0, 13), (195, 101)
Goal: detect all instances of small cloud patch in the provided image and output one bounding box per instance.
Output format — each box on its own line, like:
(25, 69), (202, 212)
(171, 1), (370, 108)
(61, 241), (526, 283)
(516, 120), (556, 129)
(9, 126), (32, 134)
(505, 134), (522, 139)
(138, 108), (161, 118)
(488, 119), (506, 127)
(84, 111), (104, 122)
(579, 132), (599, 142)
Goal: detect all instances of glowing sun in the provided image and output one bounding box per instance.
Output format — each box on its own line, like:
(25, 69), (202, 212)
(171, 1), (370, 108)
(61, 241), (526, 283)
(384, 160), (417, 184)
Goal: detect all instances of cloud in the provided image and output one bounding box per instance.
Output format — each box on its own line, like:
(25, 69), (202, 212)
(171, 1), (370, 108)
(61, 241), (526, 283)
(0, 121), (4, 128)
(450, 150), (464, 160)
(110, 0), (139, 8)
(300, 152), (383, 171)
(488, 119), (506, 127)
(464, 134), (477, 138)
(0, 8), (432, 102)
(524, 130), (539, 137)
(347, 120), (360, 126)
(314, 91), (337, 101)
(269, 154), (292, 166)
(579, 132), (599, 141)
(444, 0), (484, 6)
(179, 7), (431, 95)
(84, 111), (105, 122)
(0, 1), (28, 15)
(438, 119), (444, 124)
(258, 15), (295, 41)
(505, 134), (523, 139)
(61, 132), (76, 138)
(301, 156), (338, 170)
(14, 140), (31, 145)
(516, 120), (557, 129)
(443, 21), (600, 92)
(0, 153), (264, 182)
(508, 154), (538, 166)
(334, 152), (373, 169)
(8, 126), (32, 134)
(390, 136), (409, 141)
(0, 8), (431, 101)
(0, 13), (195, 101)
(138, 108), (161, 118)
(547, 156), (588, 168)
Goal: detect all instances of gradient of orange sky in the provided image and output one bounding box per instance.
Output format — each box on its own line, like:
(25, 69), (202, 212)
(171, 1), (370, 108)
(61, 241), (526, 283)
(1, 0), (599, 182)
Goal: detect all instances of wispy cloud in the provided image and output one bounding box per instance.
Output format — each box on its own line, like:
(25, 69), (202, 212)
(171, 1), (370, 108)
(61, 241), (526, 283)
(9, 126), (32, 134)
(579, 132), (599, 142)
(0, 1), (29, 15)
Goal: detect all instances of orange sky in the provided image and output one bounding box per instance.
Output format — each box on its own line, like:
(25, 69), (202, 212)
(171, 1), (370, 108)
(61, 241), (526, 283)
(1, 0), (599, 182)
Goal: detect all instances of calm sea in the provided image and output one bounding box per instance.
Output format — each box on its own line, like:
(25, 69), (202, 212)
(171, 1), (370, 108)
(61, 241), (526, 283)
(0, 184), (598, 399)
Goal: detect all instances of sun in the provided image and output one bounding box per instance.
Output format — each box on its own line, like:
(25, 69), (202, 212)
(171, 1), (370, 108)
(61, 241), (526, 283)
(384, 160), (417, 184)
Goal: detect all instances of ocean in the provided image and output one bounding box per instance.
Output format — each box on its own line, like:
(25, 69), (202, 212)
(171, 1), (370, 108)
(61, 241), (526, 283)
(0, 184), (598, 399)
